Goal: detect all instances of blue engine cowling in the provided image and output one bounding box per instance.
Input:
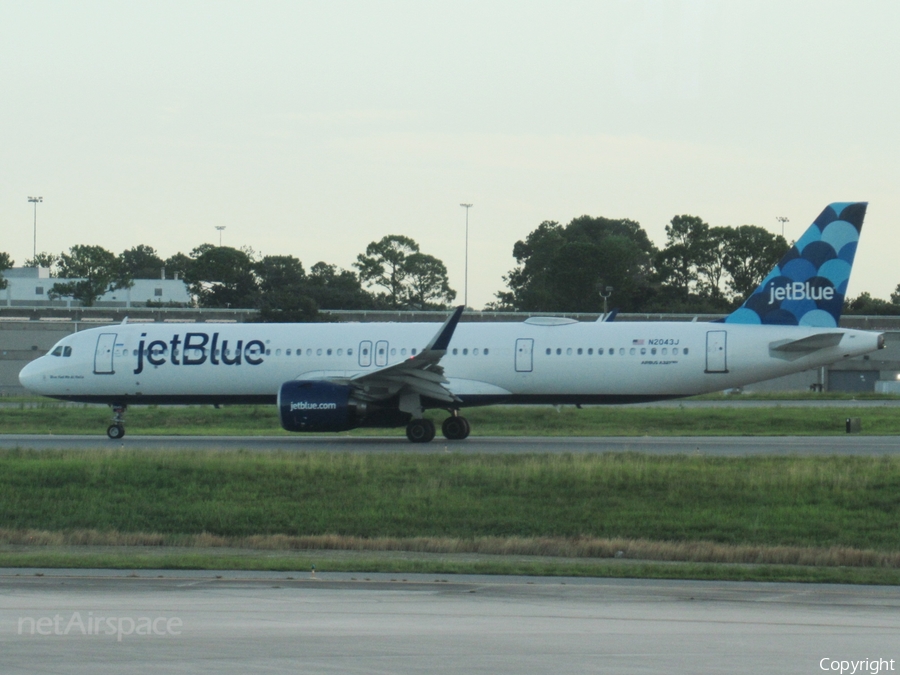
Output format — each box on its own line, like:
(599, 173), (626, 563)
(278, 380), (357, 432)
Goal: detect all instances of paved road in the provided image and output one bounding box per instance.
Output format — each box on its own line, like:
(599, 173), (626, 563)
(1, 570), (896, 675)
(0, 433), (898, 454)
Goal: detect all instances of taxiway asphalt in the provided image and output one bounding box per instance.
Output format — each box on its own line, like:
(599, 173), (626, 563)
(1, 570), (897, 675)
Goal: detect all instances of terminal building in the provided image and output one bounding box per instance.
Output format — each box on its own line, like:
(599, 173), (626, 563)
(2, 267), (192, 308)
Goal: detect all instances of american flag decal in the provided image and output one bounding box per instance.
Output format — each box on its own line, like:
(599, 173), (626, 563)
(632, 339), (644, 345)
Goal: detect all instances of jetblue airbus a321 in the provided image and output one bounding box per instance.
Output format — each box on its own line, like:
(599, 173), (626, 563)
(19, 202), (884, 442)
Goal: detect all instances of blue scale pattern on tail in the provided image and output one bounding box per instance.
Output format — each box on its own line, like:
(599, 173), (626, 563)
(724, 202), (867, 327)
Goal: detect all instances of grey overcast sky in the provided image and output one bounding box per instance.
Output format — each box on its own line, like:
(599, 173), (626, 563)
(2, 1), (898, 309)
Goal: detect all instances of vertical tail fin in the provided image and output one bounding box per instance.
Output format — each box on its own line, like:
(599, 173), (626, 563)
(725, 202), (867, 327)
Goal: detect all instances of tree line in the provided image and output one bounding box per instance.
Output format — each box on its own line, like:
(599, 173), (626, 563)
(2, 213), (898, 318)
(0, 235), (456, 321)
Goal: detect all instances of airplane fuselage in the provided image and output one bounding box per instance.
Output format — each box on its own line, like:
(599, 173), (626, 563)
(19, 319), (884, 407)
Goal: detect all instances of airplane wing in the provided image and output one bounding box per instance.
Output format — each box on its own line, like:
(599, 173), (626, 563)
(344, 306), (464, 404)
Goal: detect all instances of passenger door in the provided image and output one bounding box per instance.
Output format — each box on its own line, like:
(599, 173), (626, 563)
(93, 333), (117, 374)
(705, 330), (728, 373)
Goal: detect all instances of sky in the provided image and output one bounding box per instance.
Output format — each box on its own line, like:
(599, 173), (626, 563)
(2, 0), (899, 309)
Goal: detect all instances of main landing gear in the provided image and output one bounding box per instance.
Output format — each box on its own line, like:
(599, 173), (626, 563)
(107, 404), (127, 439)
(405, 412), (471, 443)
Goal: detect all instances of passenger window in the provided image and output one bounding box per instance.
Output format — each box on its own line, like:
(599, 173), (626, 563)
(317, 348), (323, 356)
(556, 348), (561, 355)
(484, 348), (489, 355)
(673, 348), (679, 355)
(618, 348), (624, 356)
(390, 348), (396, 356)
(410, 348), (416, 355)
(327, 349), (332, 356)
(640, 348), (646, 355)
(546, 348), (551, 355)
(337, 348), (343, 356)
(610, 348), (615, 355)
(286, 349), (292, 356)
(473, 348), (479, 355)
(651, 348), (657, 355)
(683, 348), (689, 355)
(630, 348), (636, 355)
(453, 348), (458, 355)
(348, 348), (353, 356)
(401, 348), (407, 356)
(463, 348), (468, 355)
(662, 348), (668, 355)
(276, 349), (282, 356)
(597, 348), (602, 355)
(306, 349), (312, 356)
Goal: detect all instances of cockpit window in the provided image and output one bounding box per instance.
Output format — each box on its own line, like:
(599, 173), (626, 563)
(63, 346), (72, 357)
(51, 346), (63, 357)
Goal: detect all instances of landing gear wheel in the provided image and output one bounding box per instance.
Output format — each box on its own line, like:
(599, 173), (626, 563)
(406, 418), (436, 443)
(108, 404), (127, 440)
(442, 416), (470, 440)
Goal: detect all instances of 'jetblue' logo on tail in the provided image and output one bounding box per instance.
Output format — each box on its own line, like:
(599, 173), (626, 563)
(726, 202), (867, 327)
(768, 281), (835, 304)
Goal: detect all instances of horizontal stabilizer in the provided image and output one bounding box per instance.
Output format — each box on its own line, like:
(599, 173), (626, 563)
(769, 333), (843, 353)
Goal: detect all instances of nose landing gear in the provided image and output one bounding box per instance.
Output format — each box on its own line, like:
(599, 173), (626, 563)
(107, 404), (127, 439)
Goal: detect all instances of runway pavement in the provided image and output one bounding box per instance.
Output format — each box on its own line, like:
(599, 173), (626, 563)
(1, 570), (897, 674)
(0, 433), (898, 454)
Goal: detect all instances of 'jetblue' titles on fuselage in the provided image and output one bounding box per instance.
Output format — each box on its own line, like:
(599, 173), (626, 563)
(134, 332), (266, 374)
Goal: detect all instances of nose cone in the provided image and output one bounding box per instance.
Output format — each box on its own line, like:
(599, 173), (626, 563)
(18, 359), (43, 393)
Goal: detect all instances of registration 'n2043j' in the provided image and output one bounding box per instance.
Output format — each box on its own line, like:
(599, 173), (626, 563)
(648, 338), (680, 346)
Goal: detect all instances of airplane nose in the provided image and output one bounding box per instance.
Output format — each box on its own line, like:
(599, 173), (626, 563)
(18, 359), (42, 392)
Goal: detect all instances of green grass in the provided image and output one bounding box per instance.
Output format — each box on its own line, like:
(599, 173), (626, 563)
(2, 450), (899, 550)
(3, 402), (900, 435)
(2, 450), (898, 582)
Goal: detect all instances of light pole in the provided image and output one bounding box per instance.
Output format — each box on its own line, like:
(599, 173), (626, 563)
(776, 216), (789, 238)
(599, 285), (613, 317)
(460, 203), (473, 308)
(28, 196), (42, 259)
(215, 226), (226, 246)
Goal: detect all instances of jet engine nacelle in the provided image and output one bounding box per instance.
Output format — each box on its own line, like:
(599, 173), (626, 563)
(278, 380), (358, 432)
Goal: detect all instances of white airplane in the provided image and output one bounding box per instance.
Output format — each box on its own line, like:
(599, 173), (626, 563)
(19, 202), (883, 442)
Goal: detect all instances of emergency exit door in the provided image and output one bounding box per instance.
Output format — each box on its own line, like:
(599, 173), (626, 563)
(515, 338), (534, 372)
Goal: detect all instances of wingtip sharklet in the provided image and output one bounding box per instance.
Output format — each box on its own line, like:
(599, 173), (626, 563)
(427, 305), (464, 352)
